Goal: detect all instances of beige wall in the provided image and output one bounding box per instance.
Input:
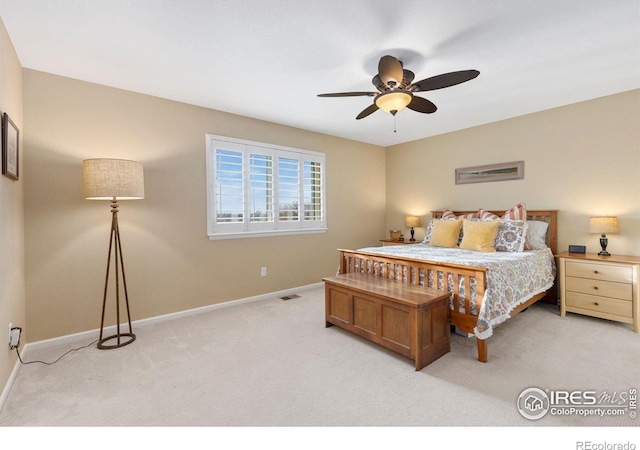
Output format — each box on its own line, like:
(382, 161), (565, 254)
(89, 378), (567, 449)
(15, 64), (640, 348)
(23, 70), (386, 342)
(385, 89), (640, 256)
(0, 18), (25, 392)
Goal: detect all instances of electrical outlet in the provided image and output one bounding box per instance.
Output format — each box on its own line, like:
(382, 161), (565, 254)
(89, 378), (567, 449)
(261, 267), (267, 277)
(9, 327), (21, 349)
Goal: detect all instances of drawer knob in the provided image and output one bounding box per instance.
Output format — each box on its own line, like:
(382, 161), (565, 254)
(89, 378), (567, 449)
(593, 286), (599, 290)
(593, 270), (599, 274)
(594, 302), (599, 306)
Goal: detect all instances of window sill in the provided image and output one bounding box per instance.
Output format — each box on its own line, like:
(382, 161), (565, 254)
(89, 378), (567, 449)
(208, 227), (327, 240)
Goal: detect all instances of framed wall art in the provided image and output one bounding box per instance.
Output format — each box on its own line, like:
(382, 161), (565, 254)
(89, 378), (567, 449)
(455, 160), (524, 185)
(2, 112), (19, 180)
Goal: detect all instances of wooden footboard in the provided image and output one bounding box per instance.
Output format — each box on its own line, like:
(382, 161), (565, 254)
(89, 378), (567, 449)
(338, 248), (490, 361)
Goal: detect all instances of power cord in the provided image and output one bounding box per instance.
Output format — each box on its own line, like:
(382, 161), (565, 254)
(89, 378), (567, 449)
(14, 339), (99, 366)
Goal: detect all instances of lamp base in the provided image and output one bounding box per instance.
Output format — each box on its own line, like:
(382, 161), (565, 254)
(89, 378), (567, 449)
(598, 234), (610, 257)
(410, 227), (416, 242)
(97, 200), (136, 350)
(98, 332), (136, 350)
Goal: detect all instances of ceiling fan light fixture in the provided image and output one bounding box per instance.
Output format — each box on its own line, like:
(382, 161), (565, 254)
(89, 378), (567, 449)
(375, 90), (412, 115)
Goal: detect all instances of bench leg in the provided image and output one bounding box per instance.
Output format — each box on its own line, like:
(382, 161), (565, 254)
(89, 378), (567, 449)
(477, 338), (488, 363)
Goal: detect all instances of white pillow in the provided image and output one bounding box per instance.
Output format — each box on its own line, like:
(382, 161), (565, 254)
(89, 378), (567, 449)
(525, 220), (549, 249)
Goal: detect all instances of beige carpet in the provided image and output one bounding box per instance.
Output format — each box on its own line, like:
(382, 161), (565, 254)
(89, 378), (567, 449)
(0, 285), (638, 444)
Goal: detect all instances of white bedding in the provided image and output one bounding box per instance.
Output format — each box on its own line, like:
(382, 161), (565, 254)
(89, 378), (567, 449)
(355, 244), (557, 339)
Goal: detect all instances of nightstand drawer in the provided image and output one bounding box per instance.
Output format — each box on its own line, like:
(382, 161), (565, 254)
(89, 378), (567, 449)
(565, 276), (632, 300)
(566, 292), (632, 317)
(565, 261), (633, 283)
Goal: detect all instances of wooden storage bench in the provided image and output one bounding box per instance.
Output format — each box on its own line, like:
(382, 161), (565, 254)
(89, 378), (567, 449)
(323, 273), (450, 370)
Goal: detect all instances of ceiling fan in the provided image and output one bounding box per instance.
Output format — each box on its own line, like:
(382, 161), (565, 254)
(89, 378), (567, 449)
(318, 55), (479, 120)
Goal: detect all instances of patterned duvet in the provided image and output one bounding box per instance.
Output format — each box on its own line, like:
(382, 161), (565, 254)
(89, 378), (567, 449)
(356, 244), (557, 339)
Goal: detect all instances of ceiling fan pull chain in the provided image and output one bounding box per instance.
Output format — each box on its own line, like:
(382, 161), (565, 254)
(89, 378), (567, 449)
(394, 114), (397, 133)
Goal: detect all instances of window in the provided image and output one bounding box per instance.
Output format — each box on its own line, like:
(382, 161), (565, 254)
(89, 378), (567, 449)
(206, 134), (326, 239)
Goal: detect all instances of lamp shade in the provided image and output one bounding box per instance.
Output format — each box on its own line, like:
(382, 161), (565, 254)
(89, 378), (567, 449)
(83, 159), (144, 200)
(405, 215), (422, 228)
(375, 90), (412, 114)
(588, 216), (619, 234)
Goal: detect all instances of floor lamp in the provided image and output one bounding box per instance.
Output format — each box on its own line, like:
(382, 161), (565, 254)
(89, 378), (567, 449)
(83, 158), (144, 349)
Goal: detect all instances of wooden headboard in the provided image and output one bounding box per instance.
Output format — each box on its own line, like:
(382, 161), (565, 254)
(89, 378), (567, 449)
(431, 209), (558, 255)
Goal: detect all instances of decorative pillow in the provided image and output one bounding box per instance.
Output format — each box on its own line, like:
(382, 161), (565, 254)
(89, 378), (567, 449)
(524, 220), (549, 250)
(441, 208), (478, 220)
(494, 220), (528, 252)
(502, 202), (527, 220)
(441, 208), (456, 219)
(421, 219), (435, 244)
(428, 219), (463, 248)
(423, 218), (464, 245)
(478, 208), (499, 220)
(459, 219), (500, 252)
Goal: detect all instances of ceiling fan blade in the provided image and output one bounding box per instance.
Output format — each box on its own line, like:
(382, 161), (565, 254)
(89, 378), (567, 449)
(401, 69), (415, 88)
(372, 74), (385, 92)
(407, 96), (437, 114)
(356, 103), (379, 120)
(378, 55), (404, 87)
(318, 91), (376, 97)
(411, 70), (480, 92)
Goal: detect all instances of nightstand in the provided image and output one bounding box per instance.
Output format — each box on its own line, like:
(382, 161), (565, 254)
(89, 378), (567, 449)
(380, 239), (421, 246)
(556, 252), (639, 332)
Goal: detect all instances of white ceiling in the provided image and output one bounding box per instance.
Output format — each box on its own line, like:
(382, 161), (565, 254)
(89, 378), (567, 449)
(1, 0), (638, 147)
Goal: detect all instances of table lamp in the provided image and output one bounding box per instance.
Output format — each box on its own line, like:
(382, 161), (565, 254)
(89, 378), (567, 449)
(405, 215), (422, 242)
(588, 216), (619, 257)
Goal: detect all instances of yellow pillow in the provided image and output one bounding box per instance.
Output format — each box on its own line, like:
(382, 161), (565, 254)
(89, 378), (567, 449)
(429, 219), (463, 248)
(460, 219), (500, 252)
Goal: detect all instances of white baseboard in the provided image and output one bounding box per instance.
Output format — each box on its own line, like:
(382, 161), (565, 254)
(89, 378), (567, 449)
(0, 356), (22, 413)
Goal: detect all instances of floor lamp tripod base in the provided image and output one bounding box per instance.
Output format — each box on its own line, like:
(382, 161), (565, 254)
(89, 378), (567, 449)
(98, 199), (136, 350)
(98, 332), (136, 349)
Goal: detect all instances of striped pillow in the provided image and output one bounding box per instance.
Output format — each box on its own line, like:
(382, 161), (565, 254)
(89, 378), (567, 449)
(441, 204), (526, 221)
(478, 208), (499, 220)
(442, 208), (479, 220)
(502, 203), (527, 220)
(441, 208), (457, 219)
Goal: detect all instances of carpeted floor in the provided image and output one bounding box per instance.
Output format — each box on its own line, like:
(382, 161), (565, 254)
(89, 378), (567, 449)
(0, 285), (638, 444)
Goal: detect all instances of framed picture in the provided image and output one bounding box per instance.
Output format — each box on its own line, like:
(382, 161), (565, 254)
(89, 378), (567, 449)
(455, 160), (524, 185)
(2, 112), (19, 180)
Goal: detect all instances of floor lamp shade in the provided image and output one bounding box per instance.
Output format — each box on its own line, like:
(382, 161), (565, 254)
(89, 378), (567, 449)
(83, 158), (144, 200)
(83, 158), (144, 349)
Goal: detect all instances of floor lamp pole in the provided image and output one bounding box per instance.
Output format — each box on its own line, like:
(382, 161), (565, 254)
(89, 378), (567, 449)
(98, 199), (136, 349)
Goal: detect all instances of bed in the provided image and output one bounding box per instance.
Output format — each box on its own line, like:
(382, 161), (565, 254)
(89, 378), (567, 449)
(336, 208), (558, 362)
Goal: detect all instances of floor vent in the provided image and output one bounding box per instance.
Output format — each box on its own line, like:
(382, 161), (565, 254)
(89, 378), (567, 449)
(280, 294), (300, 301)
